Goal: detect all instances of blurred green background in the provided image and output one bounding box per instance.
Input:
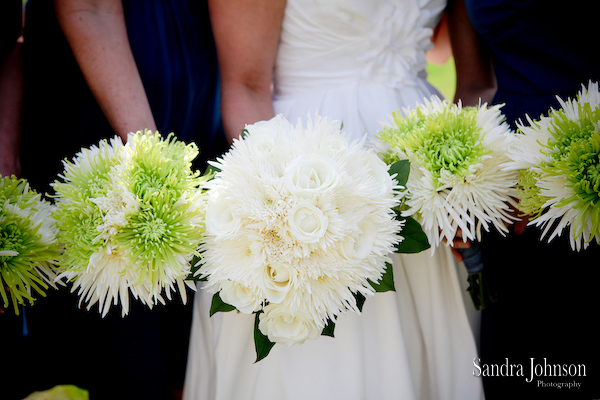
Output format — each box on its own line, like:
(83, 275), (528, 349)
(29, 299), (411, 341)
(426, 57), (456, 100)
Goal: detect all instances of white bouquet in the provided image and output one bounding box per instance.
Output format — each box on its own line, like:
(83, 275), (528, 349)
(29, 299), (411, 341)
(52, 131), (209, 316)
(377, 95), (519, 309)
(0, 176), (61, 313)
(199, 114), (411, 360)
(505, 81), (600, 251)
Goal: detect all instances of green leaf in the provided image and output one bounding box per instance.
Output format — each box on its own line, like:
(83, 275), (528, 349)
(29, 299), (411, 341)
(353, 292), (366, 312)
(186, 254), (207, 281)
(209, 292), (236, 316)
(369, 262), (395, 292)
(254, 312), (276, 363)
(321, 318), (336, 338)
(203, 164), (220, 177)
(389, 159), (410, 186)
(395, 215), (431, 254)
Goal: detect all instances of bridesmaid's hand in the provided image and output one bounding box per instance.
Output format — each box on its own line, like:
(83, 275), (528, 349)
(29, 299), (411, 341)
(511, 211), (529, 235)
(445, 228), (470, 262)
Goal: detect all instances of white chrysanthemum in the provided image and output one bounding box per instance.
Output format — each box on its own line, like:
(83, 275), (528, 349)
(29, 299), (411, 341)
(53, 131), (208, 316)
(91, 185), (140, 238)
(378, 96), (519, 248)
(201, 114), (402, 345)
(505, 81), (600, 250)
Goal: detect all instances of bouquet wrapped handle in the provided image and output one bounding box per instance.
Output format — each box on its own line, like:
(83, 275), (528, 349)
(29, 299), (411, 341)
(459, 241), (496, 310)
(460, 241), (483, 275)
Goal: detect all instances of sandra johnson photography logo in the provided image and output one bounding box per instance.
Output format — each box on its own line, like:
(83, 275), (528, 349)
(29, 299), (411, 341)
(473, 358), (586, 389)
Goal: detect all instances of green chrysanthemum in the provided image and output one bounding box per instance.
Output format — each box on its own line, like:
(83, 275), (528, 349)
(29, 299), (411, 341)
(52, 137), (123, 268)
(54, 203), (105, 270)
(53, 131), (208, 316)
(0, 176), (61, 314)
(126, 132), (201, 201)
(380, 104), (490, 185)
(378, 96), (517, 247)
(117, 132), (207, 286)
(507, 81), (600, 250)
(53, 137), (124, 202)
(515, 169), (548, 218)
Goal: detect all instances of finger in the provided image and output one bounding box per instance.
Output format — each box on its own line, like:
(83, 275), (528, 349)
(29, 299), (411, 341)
(452, 239), (471, 249)
(514, 215), (529, 235)
(451, 247), (463, 263)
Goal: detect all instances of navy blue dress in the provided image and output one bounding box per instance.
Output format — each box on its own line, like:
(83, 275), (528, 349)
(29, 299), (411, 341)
(465, 1), (600, 399)
(0, 1), (225, 399)
(0, 0), (21, 60)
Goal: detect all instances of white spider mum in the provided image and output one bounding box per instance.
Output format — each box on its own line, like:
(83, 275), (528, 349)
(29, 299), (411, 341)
(505, 81), (600, 250)
(378, 95), (519, 248)
(200, 114), (402, 347)
(53, 131), (208, 316)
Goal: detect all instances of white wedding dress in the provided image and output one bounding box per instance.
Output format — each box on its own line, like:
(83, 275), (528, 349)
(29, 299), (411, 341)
(184, 1), (483, 399)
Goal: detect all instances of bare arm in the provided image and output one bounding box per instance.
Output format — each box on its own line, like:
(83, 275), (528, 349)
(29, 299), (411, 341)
(208, 0), (286, 143)
(446, 0), (496, 106)
(0, 4), (23, 178)
(54, 0), (155, 141)
(426, 12), (451, 65)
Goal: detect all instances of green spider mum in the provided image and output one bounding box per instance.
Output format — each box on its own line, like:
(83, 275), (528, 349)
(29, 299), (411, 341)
(54, 202), (105, 271)
(514, 169), (548, 218)
(379, 103), (490, 185)
(0, 176), (61, 314)
(126, 131), (202, 201)
(52, 136), (125, 203)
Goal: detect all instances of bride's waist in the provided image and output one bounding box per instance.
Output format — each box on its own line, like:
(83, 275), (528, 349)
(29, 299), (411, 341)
(273, 68), (429, 99)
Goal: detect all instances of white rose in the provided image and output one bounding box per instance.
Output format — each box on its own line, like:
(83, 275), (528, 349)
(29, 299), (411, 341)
(284, 155), (339, 197)
(339, 219), (377, 259)
(205, 190), (241, 236)
(219, 280), (262, 314)
(258, 304), (322, 346)
(322, 134), (349, 153)
(244, 129), (277, 154)
(260, 262), (294, 304)
(243, 114), (292, 153)
(361, 152), (394, 195)
(287, 201), (328, 243)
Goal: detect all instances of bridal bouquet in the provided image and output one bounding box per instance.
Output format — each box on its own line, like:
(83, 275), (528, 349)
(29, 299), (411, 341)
(199, 114), (415, 361)
(377, 96), (519, 308)
(52, 131), (209, 316)
(505, 81), (600, 250)
(1, 176), (61, 314)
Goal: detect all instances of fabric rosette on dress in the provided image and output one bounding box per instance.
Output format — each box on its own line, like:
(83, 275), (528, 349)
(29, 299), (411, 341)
(377, 95), (519, 309)
(0, 176), (62, 314)
(359, 0), (435, 89)
(198, 114), (416, 361)
(505, 81), (600, 251)
(51, 131), (209, 317)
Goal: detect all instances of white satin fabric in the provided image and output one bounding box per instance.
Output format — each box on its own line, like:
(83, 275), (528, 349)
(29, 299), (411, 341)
(184, 1), (483, 399)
